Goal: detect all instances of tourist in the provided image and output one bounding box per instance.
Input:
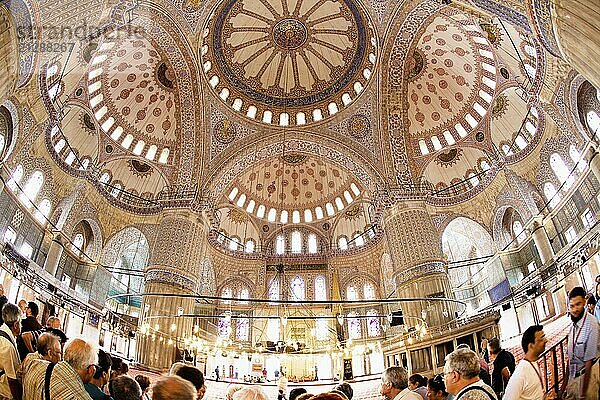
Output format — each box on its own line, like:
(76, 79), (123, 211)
(296, 394), (313, 400)
(290, 387), (308, 400)
(380, 366), (422, 400)
(443, 348), (497, 400)
(169, 361), (186, 375)
(17, 300), (27, 315)
(152, 376), (197, 400)
(21, 302), (42, 332)
(226, 384), (243, 400)
(84, 349), (113, 400)
(134, 375), (151, 400)
(426, 375), (448, 400)
(233, 387), (267, 400)
(562, 286), (600, 399)
(109, 375), (141, 400)
(409, 374), (428, 400)
(333, 382), (353, 400)
(0, 285), (7, 326)
(0, 303), (22, 400)
(487, 338), (515, 398)
(503, 325), (547, 400)
(176, 365), (206, 400)
(21, 332), (61, 378)
(21, 316), (67, 354)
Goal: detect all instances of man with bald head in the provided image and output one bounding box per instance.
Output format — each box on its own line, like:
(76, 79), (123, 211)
(22, 333), (62, 400)
(152, 375), (197, 400)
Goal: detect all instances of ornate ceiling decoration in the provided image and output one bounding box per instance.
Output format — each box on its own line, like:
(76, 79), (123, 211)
(408, 13), (497, 154)
(201, 0), (377, 126)
(231, 154), (362, 210)
(87, 34), (178, 165)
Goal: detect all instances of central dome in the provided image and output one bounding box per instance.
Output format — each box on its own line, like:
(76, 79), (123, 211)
(202, 0), (376, 126)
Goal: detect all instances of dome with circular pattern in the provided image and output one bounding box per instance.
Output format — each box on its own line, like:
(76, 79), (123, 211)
(201, 0), (377, 126)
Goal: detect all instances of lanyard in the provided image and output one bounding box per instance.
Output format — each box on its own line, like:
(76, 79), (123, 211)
(571, 311), (588, 355)
(526, 360), (544, 391)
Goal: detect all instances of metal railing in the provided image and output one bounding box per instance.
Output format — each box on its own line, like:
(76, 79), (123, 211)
(538, 334), (568, 396)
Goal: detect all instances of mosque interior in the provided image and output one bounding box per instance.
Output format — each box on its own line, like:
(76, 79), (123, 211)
(0, 0), (600, 389)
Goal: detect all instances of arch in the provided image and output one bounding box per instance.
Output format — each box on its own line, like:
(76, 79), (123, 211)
(442, 217), (495, 262)
(290, 276), (305, 301)
(19, 170), (44, 206)
(205, 137), (385, 204)
(0, 105), (15, 161)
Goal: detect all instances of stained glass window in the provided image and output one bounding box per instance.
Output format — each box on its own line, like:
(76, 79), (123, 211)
(237, 315), (249, 341)
(222, 287), (232, 304)
(363, 283), (375, 300)
(290, 276), (305, 301)
(219, 316), (231, 338)
(367, 310), (380, 337)
(348, 312), (361, 339)
(346, 285), (358, 301)
(268, 278), (279, 301)
(315, 276), (327, 301)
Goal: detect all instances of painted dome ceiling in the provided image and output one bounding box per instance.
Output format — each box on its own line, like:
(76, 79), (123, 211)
(87, 33), (179, 164)
(201, 0), (377, 126)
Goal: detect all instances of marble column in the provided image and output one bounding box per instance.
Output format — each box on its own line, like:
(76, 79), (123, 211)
(44, 232), (65, 276)
(530, 217), (554, 265)
(0, 7), (18, 102)
(383, 200), (454, 328)
(136, 209), (208, 370)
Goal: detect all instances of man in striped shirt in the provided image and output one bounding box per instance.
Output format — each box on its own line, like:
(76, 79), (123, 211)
(563, 286), (600, 400)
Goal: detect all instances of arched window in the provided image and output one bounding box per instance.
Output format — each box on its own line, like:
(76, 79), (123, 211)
(229, 236), (241, 251)
(550, 153), (574, 189)
(468, 172), (479, 187)
(218, 315), (231, 338)
(513, 220), (526, 245)
(20, 171), (44, 206)
(569, 145), (586, 172)
(480, 160), (490, 171)
(99, 172), (111, 184)
(71, 233), (84, 255)
(268, 278), (279, 301)
(348, 312), (361, 339)
(363, 283), (375, 300)
(245, 239), (255, 253)
(315, 276), (327, 301)
(276, 235), (285, 254)
(239, 288), (249, 304)
(338, 236), (348, 250)
(367, 310), (381, 337)
(291, 231), (302, 253)
(290, 276), (305, 301)
(587, 111), (600, 136)
(111, 182), (122, 197)
(544, 182), (561, 209)
(221, 287), (232, 304)
(353, 232), (364, 247)
(54, 139), (66, 154)
(7, 164), (23, 191)
(325, 202), (335, 216)
(502, 144), (513, 156)
(316, 318), (329, 340)
(515, 135), (527, 150)
(35, 199), (52, 224)
(236, 315), (249, 341)
(307, 234), (317, 254)
(65, 151), (76, 166)
(346, 285), (359, 301)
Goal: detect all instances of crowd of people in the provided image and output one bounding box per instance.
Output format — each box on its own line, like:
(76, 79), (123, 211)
(0, 284), (599, 400)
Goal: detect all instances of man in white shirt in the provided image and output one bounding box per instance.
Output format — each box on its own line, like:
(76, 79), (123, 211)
(380, 366), (421, 400)
(0, 303), (23, 400)
(503, 325), (547, 400)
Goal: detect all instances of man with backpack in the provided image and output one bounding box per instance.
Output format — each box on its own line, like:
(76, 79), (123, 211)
(0, 303), (22, 400)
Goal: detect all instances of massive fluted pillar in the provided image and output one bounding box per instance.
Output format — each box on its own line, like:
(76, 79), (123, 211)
(383, 200), (454, 328)
(531, 217), (554, 265)
(526, 0), (600, 90)
(0, 6), (18, 102)
(44, 232), (65, 276)
(136, 209), (208, 369)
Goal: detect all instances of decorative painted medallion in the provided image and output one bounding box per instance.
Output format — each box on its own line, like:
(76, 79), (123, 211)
(214, 119), (237, 144)
(202, 0), (377, 125)
(348, 114), (370, 139)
